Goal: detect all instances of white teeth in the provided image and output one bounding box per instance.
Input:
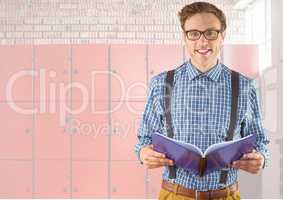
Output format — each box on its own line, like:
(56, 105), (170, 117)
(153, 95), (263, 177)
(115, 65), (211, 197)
(197, 49), (211, 54)
(198, 49), (209, 52)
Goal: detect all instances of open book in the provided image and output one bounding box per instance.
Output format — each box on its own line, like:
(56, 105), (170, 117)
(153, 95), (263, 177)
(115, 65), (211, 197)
(152, 132), (256, 176)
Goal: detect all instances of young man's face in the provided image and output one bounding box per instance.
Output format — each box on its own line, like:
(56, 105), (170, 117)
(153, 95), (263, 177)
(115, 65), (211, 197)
(183, 12), (225, 70)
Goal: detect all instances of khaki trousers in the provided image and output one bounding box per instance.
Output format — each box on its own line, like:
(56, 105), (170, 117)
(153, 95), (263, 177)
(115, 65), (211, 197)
(159, 188), (241, 200)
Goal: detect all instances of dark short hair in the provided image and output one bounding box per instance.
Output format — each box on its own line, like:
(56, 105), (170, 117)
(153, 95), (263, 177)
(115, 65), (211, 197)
(178, 1), (227, 32)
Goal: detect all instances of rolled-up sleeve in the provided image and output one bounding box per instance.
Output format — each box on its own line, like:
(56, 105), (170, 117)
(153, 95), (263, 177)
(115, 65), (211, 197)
(242, 80), (270, 168)
(134, 75), (165, 162)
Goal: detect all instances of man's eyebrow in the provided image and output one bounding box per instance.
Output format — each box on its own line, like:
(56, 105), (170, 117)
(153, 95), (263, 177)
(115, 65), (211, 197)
(205, 27), (221, 30)
(185, 29), (199, 31)
(185, 27), (221, 31)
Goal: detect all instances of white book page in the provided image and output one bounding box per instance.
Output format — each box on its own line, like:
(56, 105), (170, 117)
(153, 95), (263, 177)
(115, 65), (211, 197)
(203, 135), (253, 156)
(177, 140), (204, 156)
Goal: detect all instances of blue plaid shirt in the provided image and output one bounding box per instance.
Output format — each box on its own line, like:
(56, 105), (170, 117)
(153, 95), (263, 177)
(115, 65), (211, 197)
(134, 60), (270, 191)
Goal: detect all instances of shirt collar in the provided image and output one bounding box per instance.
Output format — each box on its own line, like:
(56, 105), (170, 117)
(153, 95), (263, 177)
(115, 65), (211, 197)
(186, 59), (223, 82)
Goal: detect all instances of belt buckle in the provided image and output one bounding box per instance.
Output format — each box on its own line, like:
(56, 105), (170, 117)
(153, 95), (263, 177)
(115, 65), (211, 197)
(219, 183), (227, 189)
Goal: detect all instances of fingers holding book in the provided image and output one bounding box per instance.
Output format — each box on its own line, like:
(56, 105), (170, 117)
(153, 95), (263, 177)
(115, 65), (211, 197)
(140, 144), (174, 169)
(231, 149), (264, 174)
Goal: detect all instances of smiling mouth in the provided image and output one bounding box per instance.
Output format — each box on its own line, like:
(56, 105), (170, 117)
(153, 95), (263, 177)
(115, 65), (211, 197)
(195, 49), (212, 55)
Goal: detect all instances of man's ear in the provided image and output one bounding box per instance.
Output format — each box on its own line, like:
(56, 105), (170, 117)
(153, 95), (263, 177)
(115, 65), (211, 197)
(182, 31), (187, 42)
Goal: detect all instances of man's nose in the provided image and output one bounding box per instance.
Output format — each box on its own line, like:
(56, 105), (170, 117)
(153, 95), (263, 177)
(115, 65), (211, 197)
(199, 34), (209, 44)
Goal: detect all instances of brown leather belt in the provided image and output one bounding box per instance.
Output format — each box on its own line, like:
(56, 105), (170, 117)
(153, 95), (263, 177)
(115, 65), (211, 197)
(161, 180), (239, 199)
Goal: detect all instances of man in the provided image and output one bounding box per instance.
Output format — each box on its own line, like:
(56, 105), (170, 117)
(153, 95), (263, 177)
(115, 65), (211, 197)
(134, 1), (269, 200)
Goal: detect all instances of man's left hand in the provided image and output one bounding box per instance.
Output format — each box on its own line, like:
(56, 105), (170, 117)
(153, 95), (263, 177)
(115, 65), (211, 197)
(232, 149), (264, 174)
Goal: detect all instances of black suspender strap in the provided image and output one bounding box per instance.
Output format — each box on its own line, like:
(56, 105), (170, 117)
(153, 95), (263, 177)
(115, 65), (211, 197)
(219, 70), (239, 185)
(165, 69), (176, 179)
(225, 70), (240, 141)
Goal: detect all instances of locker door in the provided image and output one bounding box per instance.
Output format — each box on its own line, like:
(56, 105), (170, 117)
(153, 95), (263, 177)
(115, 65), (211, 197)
(34, 102), (70, 159)
(111, 101), (145, 161)
(111, 161), (146, 198)
(0, 45), (33, 102)
(72, 44), (109, 102)
(34, 45), (71, 102)
(34, 160), (71, 198)
(0, 161), (32, 198)
(0, 102), (33, 159)
(111, 44), (147, 102)
(148, 44), (184, 80)
(222, 44), (259, 78)
(71, 102), (109, 161)
(146, 168), (163, 198)
(72, 161), (108, 198)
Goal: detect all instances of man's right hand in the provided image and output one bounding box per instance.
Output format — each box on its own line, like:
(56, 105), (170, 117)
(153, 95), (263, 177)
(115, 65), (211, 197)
(140, 145), (174, 169)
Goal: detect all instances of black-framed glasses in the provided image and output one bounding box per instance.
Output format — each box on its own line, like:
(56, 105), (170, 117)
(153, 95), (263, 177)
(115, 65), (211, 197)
(185, 29), (222, 41)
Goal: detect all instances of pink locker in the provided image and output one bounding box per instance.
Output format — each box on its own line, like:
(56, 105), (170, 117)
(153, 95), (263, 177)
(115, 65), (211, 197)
(111, 161), (146, 198)
(0, 102), (33, 159)
(72, 44), (109, 102)
(110, 101), (145, 161)
(71, 102), (109, 161)
(0, 45), (33, 102)
(72, 161), (108, 198)
(146, 168), (164, 198)
(111, 44), (147, 102)
(221, 44), (259, 78)
(34, 102), (70, 159)
(0, 160), (32, 198)
(148, 44), (184, 80)
(34, 160), (70, 198)
(34, 45), (71, 102)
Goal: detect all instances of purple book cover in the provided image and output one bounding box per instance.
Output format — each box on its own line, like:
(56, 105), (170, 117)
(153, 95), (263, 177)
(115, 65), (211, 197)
(152, 132), (256, 176)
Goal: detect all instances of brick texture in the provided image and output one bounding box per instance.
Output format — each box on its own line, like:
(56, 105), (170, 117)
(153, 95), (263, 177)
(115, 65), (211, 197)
(0, 0), (246, 44)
